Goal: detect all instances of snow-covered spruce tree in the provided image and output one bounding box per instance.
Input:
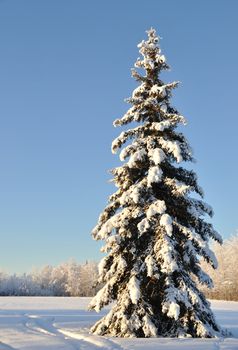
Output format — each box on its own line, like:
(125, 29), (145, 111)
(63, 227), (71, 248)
(89, 29), (222, 338)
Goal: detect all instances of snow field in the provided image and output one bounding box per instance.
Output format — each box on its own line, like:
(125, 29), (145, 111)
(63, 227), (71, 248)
(0, 297), (237, 350)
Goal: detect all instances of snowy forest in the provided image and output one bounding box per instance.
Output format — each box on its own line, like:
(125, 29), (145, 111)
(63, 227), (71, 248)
(201, 235), (238, 301)
(0, 260), (99, 297)
(0, 236), (237, 299)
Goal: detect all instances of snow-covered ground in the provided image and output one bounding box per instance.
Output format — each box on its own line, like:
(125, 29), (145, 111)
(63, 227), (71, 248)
(0, 297), (237, 350)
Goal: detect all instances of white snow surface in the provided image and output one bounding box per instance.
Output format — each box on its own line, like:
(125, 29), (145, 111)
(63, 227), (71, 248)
(0, 297), (237, 349)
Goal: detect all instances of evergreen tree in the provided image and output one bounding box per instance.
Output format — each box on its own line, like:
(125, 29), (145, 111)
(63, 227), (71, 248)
(89, 28), (222, 338)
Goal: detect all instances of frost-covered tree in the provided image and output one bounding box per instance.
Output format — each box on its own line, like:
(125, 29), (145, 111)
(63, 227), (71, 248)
(80, 261), (99, 297)
(89, 29), (222, 338)
(201, 235), (238, 301)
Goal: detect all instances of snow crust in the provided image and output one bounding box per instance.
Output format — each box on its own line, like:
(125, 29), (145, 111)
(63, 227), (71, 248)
(0, 297), (237, 349)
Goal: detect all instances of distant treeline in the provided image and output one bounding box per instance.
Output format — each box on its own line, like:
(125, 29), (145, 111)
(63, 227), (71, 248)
(0, 236), (237, 300)
(200, 235), (238, 301)
(0, 260), (99, 296)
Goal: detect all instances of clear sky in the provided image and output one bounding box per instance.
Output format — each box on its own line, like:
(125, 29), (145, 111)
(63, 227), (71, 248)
(0, 0), (237, 274)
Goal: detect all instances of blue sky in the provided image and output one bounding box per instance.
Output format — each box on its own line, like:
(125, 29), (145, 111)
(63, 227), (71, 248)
(0, 0), (237, 273)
